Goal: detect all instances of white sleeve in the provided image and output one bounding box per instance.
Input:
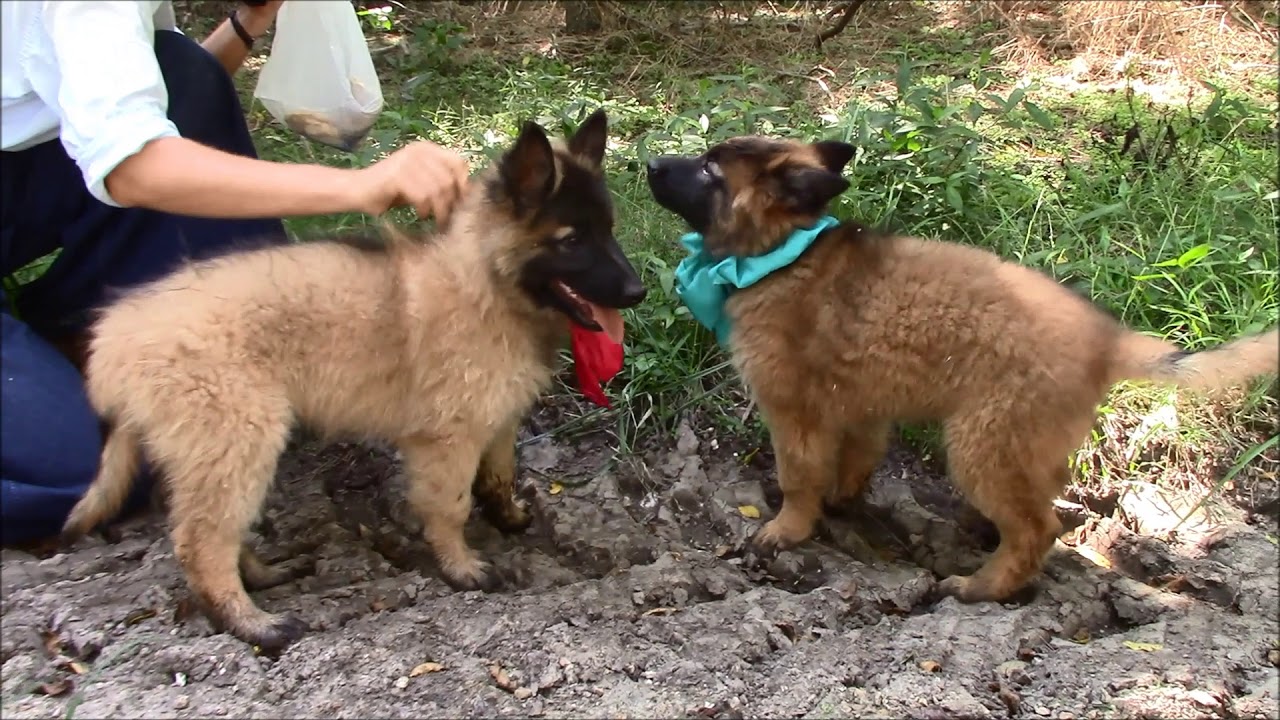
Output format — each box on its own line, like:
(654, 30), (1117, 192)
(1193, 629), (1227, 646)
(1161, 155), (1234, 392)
(38, 1), (182, 207)
(153, 1), (182, 35)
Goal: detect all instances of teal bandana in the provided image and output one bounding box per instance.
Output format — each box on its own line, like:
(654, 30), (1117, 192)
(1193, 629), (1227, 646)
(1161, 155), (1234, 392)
(674, 215), (840, 348)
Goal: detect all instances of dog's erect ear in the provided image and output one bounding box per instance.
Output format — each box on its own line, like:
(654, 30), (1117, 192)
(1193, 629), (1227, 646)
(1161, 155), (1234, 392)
(501, 120), (557, 211)
(567, 108), (609, 167)
(779, 166), (851, 214)
(811, 140), (855, 174)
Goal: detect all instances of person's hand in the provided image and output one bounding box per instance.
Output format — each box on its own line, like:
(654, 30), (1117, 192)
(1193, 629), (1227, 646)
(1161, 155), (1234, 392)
(351, 141), (472, 224)
(237, 1), (285, 38)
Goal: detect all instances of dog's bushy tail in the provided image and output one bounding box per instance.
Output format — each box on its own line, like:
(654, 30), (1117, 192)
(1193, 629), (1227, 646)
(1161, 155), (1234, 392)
(61, 423), (142, 540)
(1107, 327), (1279, 392)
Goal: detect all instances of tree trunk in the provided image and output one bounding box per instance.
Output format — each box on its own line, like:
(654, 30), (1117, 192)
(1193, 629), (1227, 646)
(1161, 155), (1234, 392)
(562, 1), (603, 34)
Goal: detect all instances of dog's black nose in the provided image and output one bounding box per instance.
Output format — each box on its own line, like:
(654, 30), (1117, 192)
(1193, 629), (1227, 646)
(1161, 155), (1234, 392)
(620, 276), (647, 307)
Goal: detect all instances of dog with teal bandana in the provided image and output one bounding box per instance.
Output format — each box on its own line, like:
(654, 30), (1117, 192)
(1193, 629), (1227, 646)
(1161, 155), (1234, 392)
(645, 133), (1279, 608)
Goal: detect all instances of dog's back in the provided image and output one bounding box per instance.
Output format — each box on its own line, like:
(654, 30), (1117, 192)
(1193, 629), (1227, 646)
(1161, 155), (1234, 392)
(86, 239), (405, 433)
(729, 230), (1119, 425)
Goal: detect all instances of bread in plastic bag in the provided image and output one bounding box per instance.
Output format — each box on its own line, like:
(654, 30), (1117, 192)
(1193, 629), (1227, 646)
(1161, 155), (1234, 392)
(253, 0), (384, 151)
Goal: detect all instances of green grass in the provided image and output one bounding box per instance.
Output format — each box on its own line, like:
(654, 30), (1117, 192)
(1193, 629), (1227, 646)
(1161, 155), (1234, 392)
(8, 2), (1277, 489)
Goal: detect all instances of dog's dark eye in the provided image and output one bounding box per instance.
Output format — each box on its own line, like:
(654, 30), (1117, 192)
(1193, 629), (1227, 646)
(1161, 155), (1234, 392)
(701, 159), (722, 179)
(557, 233), (582, 248)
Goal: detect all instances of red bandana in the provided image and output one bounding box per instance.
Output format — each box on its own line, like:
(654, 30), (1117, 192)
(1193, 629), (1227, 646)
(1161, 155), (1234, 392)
(569, 324), (624, 407)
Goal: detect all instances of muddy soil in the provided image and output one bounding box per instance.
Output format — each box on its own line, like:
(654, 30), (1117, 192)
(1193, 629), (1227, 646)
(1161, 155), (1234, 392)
(2, 413), (1277, 720)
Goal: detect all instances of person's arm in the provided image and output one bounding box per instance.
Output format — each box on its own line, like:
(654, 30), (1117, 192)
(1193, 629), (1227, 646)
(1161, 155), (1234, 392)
(38, 2), (354, 218)
(39, 2), (467, 222)
(200, 1), (283, 77)
(106, 136), (362, 218)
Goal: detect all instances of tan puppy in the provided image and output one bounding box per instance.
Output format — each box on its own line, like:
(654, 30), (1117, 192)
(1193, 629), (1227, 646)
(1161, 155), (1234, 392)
(61, 110), (646, 650)
(646, 134), (1278, 603)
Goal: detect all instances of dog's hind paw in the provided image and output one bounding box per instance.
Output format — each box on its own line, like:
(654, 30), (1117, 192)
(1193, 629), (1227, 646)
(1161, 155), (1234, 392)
(241, 556), (315, 592)
(935, 573), (1038, 605)
(482, 499), (534, 535)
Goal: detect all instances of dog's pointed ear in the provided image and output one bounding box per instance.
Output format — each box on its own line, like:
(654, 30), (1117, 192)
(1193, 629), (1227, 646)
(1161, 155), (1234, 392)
(811, 140), (855, 174)
(500, 120), (557, 212)
(780, 166), (850, 213)
(567, 108), (609, 167)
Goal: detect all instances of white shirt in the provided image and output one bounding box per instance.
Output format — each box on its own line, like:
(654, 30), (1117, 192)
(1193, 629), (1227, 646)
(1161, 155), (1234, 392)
(1, 1), (183, 207)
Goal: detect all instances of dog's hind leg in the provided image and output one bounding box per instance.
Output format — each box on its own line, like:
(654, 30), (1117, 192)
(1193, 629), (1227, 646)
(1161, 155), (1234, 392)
(160, 402), (305, 650)
(239, 545), (314, 591)
(751, 414), (841, 555)
(472, 420), (533, 534)
(934, 413), (1065, 603)
(824, 420), (892, 514)
(397, 433), (495, 591)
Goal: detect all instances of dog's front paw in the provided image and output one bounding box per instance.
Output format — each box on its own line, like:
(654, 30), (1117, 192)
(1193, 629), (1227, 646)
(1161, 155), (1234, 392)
(750, 519), (806, 558)
(440, 557), (501, 593)
(934, 574), (976, 602)
(239, 612), (310, 653)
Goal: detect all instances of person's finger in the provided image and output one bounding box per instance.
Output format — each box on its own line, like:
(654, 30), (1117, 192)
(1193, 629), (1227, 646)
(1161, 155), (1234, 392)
(449, 161), (469, 200)
(430, 191), (449, 227)
(424, 146), (466, 194)
(417, 164), (451, 220)
(430, 159), (463, 214)
(437, 196), (452, 229)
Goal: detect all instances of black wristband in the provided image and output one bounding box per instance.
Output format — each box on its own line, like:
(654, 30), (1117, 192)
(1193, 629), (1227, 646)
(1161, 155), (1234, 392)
(228, 9), (255, 50)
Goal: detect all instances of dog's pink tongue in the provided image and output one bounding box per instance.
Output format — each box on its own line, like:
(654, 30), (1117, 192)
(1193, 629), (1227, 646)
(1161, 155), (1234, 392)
(588, 303), (625, 344)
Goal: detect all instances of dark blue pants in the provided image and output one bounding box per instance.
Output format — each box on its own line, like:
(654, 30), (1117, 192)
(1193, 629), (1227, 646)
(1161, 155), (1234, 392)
(1, 30), (286, 546)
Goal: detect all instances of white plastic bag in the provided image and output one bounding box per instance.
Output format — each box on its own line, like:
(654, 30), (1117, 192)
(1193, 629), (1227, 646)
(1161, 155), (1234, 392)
(253, 0), (384, 151)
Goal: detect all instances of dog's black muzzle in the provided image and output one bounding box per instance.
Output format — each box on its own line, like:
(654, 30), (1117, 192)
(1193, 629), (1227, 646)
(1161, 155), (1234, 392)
(645, 155), (714, 235)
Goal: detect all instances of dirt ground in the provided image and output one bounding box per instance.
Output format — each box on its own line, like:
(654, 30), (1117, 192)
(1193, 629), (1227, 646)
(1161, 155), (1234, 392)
(2, 405), (1277, 720)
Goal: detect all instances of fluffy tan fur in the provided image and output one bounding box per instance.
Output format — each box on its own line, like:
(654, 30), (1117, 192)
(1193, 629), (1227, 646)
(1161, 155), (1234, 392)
(60, 124), (618, 650)
(663, 135), (1279, 603)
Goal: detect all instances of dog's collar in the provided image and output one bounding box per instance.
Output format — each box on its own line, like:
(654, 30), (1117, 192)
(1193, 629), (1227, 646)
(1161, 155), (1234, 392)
(674, 215), (840, 348)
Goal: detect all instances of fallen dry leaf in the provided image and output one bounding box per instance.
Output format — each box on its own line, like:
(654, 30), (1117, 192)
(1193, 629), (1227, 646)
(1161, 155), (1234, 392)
(549, 482), (563, 496)
(641, 607), (678, 617)
(713, 545), (731, 557)
(36, 679), (71, 697)
(737, 505), (761, 519)
(1074, 544), (1112, 569)
(1187, 690), (1219, 708)
(919, 660), (942, 673)
(1071, 628), (1092, 644)
(123, 608), (157, 626)
(370, 597), (388, 612)
(1122, 641), (1163, 652)
(38, 630), (63, 658)
(489, 664), (516, 692)
(410, 662), (445, 677)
